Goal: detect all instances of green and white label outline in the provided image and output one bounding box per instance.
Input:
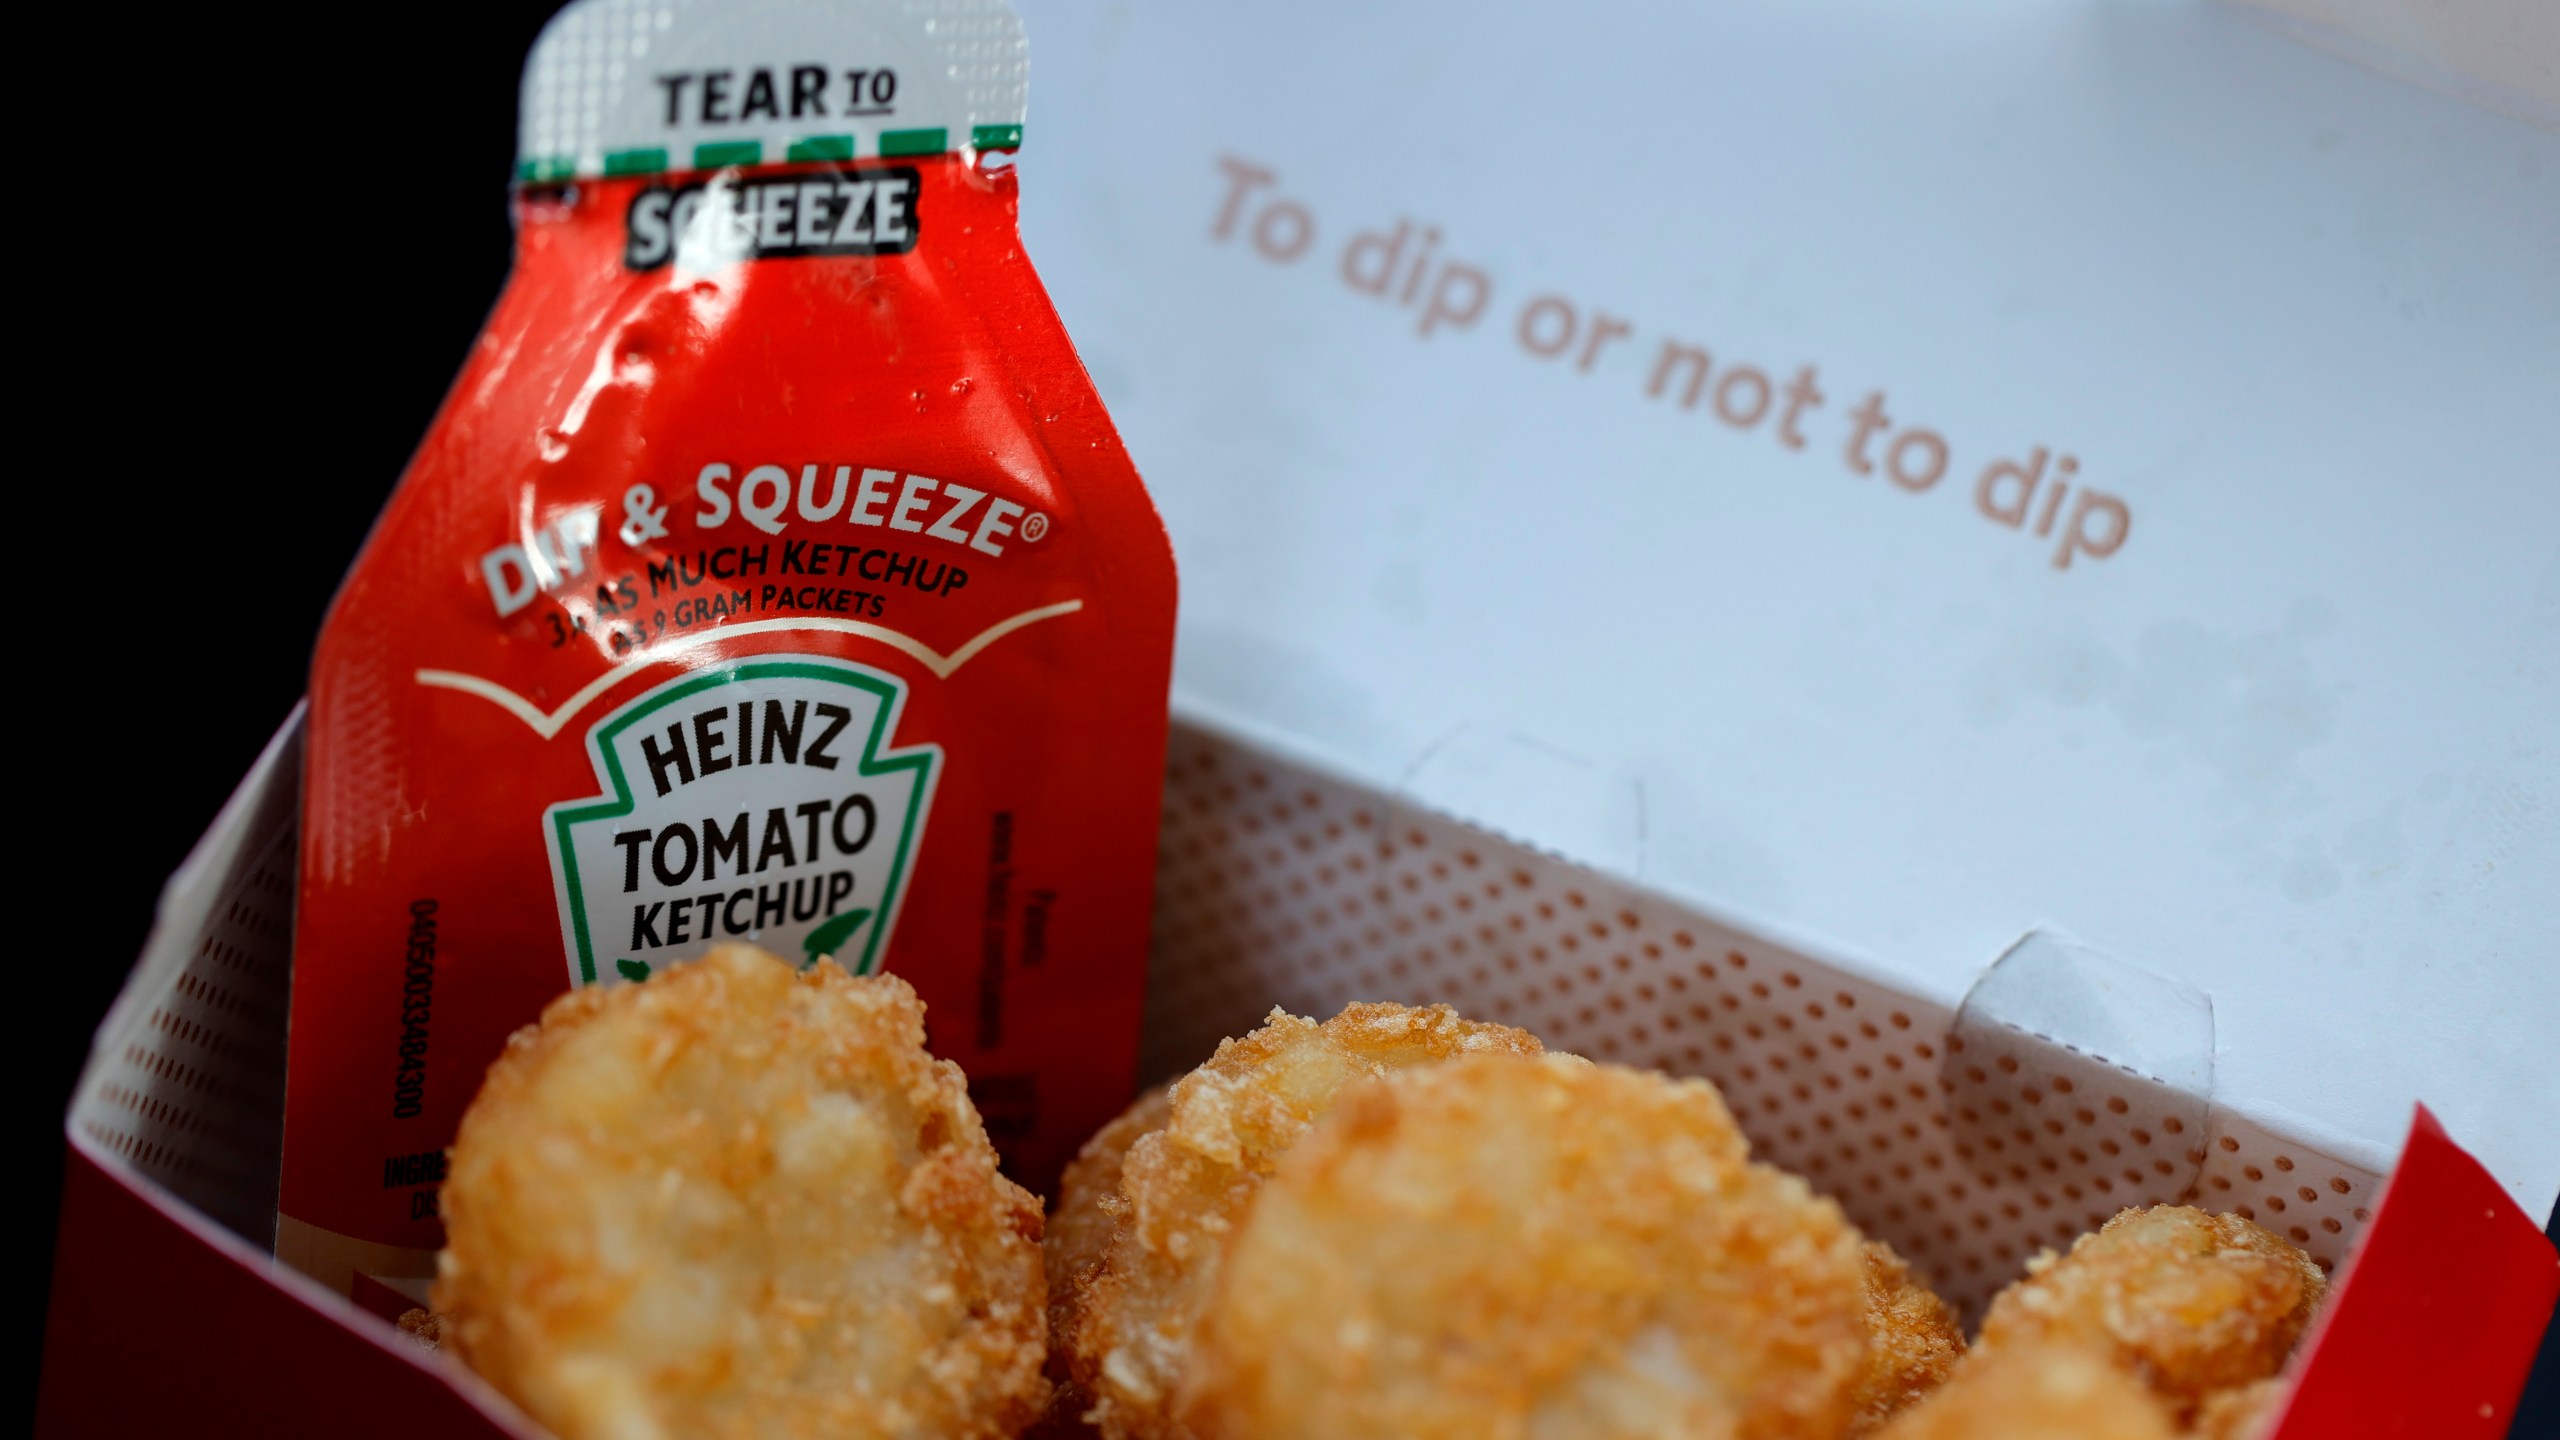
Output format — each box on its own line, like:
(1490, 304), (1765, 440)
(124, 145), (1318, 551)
(545, 655), (938, 985)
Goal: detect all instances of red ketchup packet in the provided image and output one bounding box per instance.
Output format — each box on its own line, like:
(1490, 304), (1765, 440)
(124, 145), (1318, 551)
(276, 0), (1175, 1304)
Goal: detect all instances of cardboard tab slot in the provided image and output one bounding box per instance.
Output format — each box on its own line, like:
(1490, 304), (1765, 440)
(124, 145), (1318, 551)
(1145, 722), (2391, 1312)
(1932, 932), (2219, 1312)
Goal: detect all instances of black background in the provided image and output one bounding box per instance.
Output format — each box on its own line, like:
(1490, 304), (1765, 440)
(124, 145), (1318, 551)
(30, 3), (2558, 1430)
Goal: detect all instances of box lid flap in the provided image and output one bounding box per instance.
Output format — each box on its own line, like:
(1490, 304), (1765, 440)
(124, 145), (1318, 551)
(1014, 0), (2560, 1215)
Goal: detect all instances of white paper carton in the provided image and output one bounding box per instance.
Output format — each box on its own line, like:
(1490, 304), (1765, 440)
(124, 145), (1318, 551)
(1011, 0), (2560, 1267)
(41, 5), (2558, 1435)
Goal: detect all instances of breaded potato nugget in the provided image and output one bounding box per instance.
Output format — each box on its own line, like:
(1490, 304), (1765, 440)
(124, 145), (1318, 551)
(395, 1307), (446, 1352)
(1974, 1206), (2325, 1421)
(434, 944), (1048, 1440)
(1181, 1054), (1867, 1440)
(1048, 1084), (1175, 1339)
(1038, 1084), (1174, 1437)
(2191, 1377), (2286, 1440)
(1069, 1004), (1545, 1440)
(1868, 1342), (2179, 1440)
(1848, 1242), (1965, 1434)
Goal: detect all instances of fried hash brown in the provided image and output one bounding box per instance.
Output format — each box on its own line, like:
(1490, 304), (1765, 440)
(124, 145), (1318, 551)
(434, 944), (1048, 1440)
(1180, 1054), (1866, 1440)
(1048, 1084), (1175, 1342)
(1973, 1206), (2324, 1422)
(395, 1307), (446, 1352)
(1038, 1084), (1174, 1436)
(1066, 1003), (1544, 1440)
(1868, 1342), (2180, 1440)
(2191, 1377), (2286, 1440)
(1848, 1242), (1966, 1434)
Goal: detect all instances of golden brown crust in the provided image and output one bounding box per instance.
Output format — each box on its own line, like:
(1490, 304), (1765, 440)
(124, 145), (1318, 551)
(433, 944), (1049, 1440)
(1049, 1085), (1176, 1336)
(2191, 1377), (2286, 1440)
(1847, 1242), (1966, 1435)
(395, 1308), (446, 1352)
(1973, 1206), (2325, 1422)
(1179, 1054), (1862, 1440)
(1067, 1004), (1546, 1440)
(1869, 1342), (2181, 1440)
(1037, 1084), (1175, 1438)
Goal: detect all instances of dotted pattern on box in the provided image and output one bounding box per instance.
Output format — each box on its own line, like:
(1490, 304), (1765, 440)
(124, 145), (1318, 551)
(72, 772), (297, 1245)
(65, 713), (2388, 1301)
(1144, 723), (2388, 1315)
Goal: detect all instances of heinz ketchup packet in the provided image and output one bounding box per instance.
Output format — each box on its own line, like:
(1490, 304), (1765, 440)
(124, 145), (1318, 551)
(277, 0), (1175, 1300)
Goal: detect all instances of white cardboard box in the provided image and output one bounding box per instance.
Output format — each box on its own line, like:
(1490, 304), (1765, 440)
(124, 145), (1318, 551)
(40, 4), (2560, 1435)
(1015, 0), (2560, 1230)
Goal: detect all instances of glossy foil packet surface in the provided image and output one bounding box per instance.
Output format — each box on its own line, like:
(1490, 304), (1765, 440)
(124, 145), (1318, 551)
(277, 0), (1175, 1303)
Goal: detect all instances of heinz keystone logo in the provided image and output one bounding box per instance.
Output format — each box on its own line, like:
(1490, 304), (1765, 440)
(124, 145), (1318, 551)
(545, 656), (938, 986)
